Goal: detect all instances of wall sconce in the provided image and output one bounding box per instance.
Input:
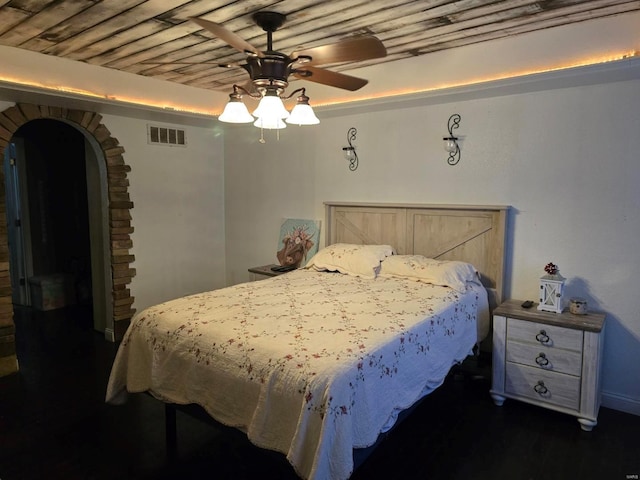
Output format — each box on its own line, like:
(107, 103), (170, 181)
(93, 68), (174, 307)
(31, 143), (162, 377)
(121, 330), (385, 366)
(342, 127), (358, 171)
(443, 114), (462, 166)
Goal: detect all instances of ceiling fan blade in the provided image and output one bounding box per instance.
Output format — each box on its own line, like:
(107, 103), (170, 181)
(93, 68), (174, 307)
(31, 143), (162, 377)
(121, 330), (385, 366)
(293, 66), (368, 91)
(292, 35), (386, 66)
(190, 17), (263, 57)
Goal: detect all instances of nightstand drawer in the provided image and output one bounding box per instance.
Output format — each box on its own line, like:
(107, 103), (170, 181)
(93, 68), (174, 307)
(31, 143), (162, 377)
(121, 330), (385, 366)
(506, 340), (582, 376)
(491, 300), (606, 431)
(507, 318), (583, 352)
(505, 363), (580, 410)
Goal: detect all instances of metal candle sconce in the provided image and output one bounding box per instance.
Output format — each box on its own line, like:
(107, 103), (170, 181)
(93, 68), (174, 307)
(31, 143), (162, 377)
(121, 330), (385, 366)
(342, 127), (358, 171)
(443, 114), (462, 166)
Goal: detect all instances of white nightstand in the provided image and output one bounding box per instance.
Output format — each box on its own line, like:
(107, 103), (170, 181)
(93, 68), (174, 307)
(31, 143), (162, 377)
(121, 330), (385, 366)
(490, 299), (606, 431)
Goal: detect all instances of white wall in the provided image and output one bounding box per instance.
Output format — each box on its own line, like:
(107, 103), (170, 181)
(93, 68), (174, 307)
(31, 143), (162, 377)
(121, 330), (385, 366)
(223, 65), (640, 415)
(223, 123), (317, 286)
(102, 114), (227, 311)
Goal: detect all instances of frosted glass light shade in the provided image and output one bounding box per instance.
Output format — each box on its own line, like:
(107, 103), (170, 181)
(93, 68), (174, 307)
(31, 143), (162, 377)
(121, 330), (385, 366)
(286, 103), (320, 125)
(343, 147), (355, 161)
(218, 100), (254, 123)
(444, 138), (457, 152)
(253, 95), (290, 120)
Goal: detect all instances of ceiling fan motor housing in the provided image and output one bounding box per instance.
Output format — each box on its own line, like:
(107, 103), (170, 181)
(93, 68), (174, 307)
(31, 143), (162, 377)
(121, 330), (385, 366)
(244, 54), (291, 90)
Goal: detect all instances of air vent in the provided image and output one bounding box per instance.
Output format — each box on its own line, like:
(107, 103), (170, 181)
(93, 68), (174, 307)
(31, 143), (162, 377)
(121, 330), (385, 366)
(147, 124), (186, 147)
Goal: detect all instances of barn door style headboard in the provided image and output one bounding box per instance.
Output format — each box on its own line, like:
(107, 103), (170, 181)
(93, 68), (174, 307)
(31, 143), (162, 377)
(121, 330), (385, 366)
(325, 202), (510, 307)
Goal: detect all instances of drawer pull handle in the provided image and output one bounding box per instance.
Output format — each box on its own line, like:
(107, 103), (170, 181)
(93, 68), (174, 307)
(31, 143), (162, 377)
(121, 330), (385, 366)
(534, 381), (549, 395)
(535, 330), (550, 344)
(535, 353), (549, 366)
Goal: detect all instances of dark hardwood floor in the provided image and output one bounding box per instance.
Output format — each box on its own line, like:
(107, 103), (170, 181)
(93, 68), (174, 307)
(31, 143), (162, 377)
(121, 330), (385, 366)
(1, 305), (638, 480)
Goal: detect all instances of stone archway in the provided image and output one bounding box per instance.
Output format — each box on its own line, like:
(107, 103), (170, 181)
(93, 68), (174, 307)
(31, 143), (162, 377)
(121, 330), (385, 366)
(0, 103), (136, 376)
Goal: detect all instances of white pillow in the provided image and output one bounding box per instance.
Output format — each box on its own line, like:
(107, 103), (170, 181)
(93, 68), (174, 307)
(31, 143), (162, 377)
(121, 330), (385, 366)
(379, 255), (480, 292)
(305, 243), (394, 279)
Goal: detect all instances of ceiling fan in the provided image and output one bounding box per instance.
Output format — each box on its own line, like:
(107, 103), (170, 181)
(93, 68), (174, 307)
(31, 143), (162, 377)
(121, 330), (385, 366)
(190, 11), (387, 93)
(181, 11), (386, 133)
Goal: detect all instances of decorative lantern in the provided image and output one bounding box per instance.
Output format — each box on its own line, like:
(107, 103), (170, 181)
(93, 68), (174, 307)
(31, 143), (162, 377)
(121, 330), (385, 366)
(537, 262), (565, 313)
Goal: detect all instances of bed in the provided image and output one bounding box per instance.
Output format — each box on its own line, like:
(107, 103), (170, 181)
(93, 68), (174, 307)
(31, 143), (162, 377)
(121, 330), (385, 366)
(106, 202), (509, 480)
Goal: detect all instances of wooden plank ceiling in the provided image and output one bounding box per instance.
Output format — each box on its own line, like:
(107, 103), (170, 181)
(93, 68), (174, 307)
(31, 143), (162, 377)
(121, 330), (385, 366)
(0, 0), (637, 93)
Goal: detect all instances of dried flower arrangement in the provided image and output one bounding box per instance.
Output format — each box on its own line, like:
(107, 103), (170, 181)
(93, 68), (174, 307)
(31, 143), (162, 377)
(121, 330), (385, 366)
(544, 262), (558, 276)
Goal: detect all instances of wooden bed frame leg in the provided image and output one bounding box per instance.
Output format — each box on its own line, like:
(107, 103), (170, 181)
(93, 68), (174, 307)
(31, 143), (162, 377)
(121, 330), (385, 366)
(165, 404), (177, 462)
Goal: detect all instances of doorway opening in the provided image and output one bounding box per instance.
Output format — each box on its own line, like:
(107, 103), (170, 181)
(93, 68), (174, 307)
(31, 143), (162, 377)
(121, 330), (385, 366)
(6, 120), (93, 313)
(0, 103), (136, 376)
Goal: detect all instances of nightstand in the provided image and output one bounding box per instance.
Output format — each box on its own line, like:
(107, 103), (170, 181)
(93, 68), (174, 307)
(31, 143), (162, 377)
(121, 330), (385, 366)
(490, 299), (606, 431)
(248, 264), (286, 281)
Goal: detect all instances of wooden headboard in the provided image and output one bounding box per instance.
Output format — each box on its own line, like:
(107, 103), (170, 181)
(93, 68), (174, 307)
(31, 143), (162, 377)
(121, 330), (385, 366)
(325, 202), (510, 307)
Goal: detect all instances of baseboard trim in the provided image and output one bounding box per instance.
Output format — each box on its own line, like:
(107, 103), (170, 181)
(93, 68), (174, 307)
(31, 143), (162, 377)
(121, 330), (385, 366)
(104, 328), (115, 343)
(601, 391), (640, 416)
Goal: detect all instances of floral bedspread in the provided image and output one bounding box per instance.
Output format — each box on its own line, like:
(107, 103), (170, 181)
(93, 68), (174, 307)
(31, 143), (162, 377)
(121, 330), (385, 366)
(106, 269), (485, 480)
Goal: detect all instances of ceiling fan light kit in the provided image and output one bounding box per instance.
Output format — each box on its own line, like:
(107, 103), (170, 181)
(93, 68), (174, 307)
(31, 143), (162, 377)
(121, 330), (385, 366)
(218, 84), (318, 125)
(193, 11), (386, 140)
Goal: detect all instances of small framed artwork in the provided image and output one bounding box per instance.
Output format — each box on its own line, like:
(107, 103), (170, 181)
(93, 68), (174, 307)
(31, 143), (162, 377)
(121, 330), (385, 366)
(276, 218), (321, 268)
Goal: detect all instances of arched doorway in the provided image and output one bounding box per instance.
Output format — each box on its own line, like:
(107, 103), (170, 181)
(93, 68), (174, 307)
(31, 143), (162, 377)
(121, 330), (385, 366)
(0, 103), (136, 377)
